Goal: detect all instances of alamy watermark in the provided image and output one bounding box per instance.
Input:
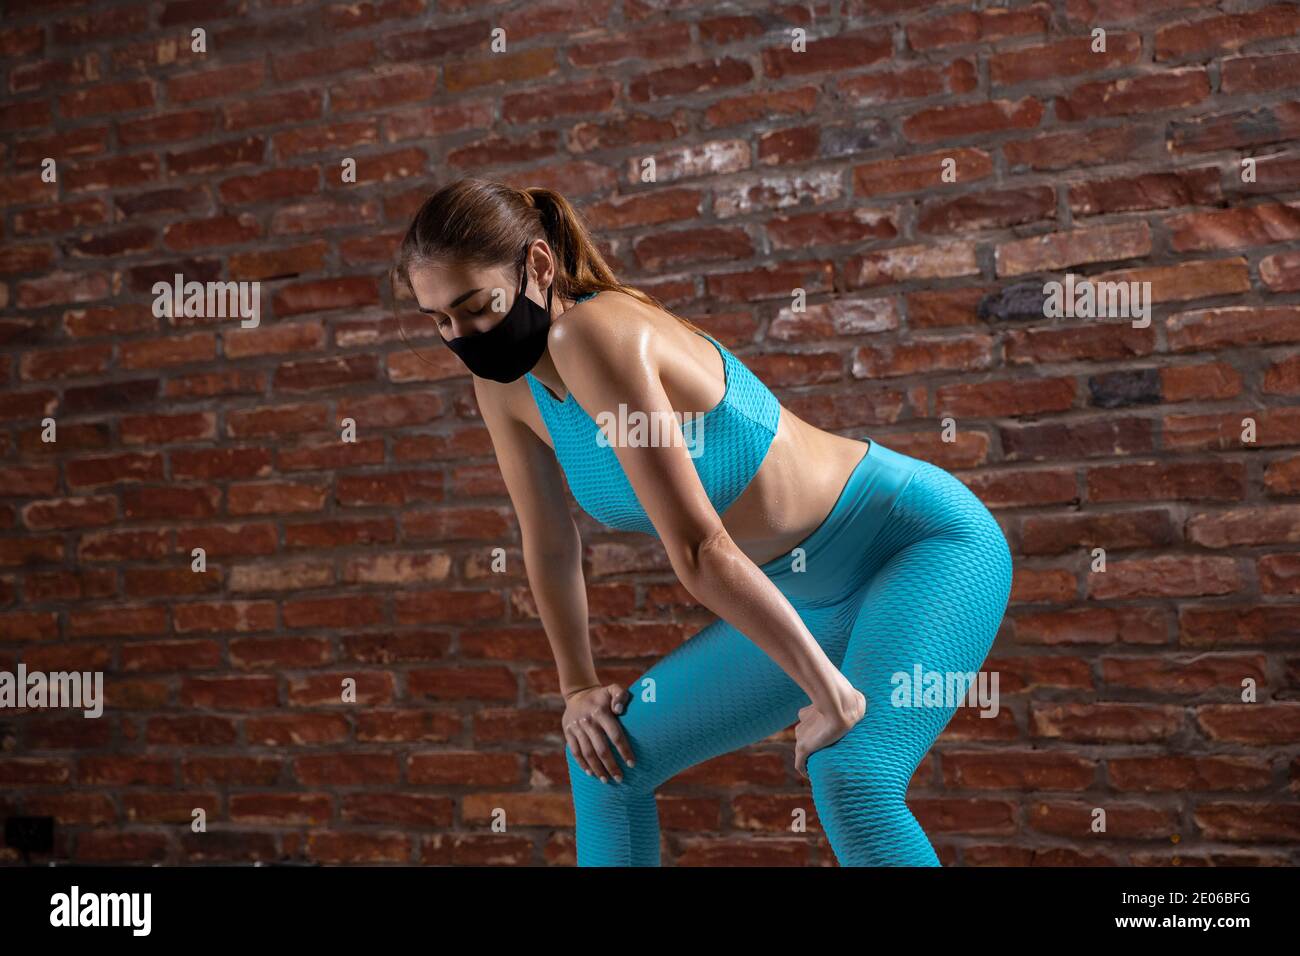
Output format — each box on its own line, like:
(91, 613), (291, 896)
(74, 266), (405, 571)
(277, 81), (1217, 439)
(890, 665), (999, 718)
(594, 404), (707, 458)
(152, 273), (261, 328)
(1, 664), (103, 718)
(1043, 273), (1151, 328)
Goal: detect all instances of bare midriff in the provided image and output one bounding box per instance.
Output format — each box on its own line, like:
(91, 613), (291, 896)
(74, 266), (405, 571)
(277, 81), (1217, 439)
(515, 293), (871, 566)
(719, 409), (869, 568)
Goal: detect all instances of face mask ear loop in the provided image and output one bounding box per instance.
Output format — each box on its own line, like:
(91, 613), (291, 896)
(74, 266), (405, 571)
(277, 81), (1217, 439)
(517, 242), (529, 302)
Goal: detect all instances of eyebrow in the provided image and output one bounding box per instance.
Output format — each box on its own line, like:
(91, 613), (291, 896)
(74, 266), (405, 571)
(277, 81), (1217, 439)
(419, 289), (481, 314)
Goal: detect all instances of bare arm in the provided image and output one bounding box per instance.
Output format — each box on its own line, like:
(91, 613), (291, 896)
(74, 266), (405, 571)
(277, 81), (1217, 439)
(473, 376), (598, 699)
(547, 311), (860, 723)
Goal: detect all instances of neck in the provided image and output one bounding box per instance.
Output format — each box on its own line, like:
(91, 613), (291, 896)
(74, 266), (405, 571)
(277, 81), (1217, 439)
(525, 290), (577, 399)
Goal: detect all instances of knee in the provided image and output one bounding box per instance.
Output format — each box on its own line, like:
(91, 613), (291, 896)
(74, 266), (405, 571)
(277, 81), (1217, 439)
(807, 741), (910, 804)
(565, 743), (654, 804)
(805, 720), (917, 809)
(806, 742), (936, 865)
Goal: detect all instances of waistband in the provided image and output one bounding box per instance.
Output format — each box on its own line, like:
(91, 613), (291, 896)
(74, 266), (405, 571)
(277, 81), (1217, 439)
(758, 437), (922, 592)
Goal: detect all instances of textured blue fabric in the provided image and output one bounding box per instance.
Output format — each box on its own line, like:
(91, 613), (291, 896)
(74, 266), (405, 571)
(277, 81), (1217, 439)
(525, 296), (780, 536)
(562, 439), (1014, 866)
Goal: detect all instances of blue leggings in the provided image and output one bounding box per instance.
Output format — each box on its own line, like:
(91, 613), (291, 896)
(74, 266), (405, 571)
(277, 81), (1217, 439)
(565, 438), (1014, 866)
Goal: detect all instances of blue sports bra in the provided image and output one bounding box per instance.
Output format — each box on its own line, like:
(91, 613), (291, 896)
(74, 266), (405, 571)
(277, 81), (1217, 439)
(525, 291), (781, 536)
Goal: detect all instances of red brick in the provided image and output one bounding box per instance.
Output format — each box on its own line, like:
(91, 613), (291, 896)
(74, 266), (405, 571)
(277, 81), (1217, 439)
(271, 40), (378, 83)
(765, 207), (897, 250)
(384, 99), (493, 142)
(13, 199), (108, 236)
(64, 154), (161, 192)
(701, 86), (817, 129)
(996, 222), (1152, 277)
(379, 20), (493, 61)
(272, 277), (380, 316)
(274, 121), (381, 160)
(119, 332), (217, 369)
(1167, 306), (1300, 351)
(566, 21), (690, 67)
(903, 97), (1044, 144)
(450, 47), (560, 92)
(0, 99), (52, 131)
(906, 286), (994, 329)
(762, 31), (891, 79)
(117, 109), (215, 146)
(54, 5), (149, 44)
(14, 128), (108, 167)
(1004, 125), (1146, 171)
(329, 67), (437, 113)
(167, 137), (264, 176)
(849, 241), (980, 287)
(991, 33), (1141, 86)
(1056, 69), (1210, 121)
(853, 334), (994, 378)
(1221, 51), (1300, 94)
(163, 214), (262, 251)
(937, 377), (1077, 418)
(917, 186), (1055, 233)
(907, 5), (1049, 50)
(1089, 258), (1251, 303)
(1155, 5), (1300, 61)
(1170, 101), (1300, 154)
(1004, 323), (1155, 365)
(167, 61), (265, 104)
(838, 60), (977, 106)
(1167, 202), (1300, 252)
(1068, 167), (1221, 216)
(227, 243), (329, 282)
(852, 147), (992, 197)
(0, 243), (56, 273)
(1260, 251), (1300, 292)
(61, 79), (155, 117)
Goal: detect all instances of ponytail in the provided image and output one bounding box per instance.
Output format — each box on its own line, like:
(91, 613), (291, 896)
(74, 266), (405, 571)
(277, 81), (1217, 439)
(393, 177), (704, 334)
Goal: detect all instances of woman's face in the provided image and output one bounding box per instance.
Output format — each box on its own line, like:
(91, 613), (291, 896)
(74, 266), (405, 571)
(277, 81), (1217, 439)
(407, 249), (546, 342)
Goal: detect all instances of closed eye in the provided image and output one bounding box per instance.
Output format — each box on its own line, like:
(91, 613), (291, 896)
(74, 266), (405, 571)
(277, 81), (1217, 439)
(425, 304), (486, 329)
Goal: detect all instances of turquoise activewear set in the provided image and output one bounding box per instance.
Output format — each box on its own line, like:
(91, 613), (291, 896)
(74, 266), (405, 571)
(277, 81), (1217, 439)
(526, 290), (1013, 866)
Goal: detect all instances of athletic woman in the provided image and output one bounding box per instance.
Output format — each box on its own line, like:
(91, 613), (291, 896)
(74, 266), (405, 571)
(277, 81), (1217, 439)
(391, 177), (1014, 866)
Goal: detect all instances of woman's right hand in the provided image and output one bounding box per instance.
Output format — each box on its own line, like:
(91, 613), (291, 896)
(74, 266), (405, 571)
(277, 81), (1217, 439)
(563, 683), (634, 784)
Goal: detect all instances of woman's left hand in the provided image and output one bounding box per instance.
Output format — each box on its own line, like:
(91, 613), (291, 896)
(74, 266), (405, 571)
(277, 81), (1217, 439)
(794, 689), (866, 779)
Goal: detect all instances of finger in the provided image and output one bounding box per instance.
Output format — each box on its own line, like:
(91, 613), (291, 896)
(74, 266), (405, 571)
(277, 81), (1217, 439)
(798, 703), (816, 720)
(794, 744), (806, 779)
(566, 728), (592, 776)
(565, 729), (592, 776)
(594, 709), (635, 768)
(570, 725), (599, 777)
(580, 720), (620, 782)
(607, 684), (626, 715)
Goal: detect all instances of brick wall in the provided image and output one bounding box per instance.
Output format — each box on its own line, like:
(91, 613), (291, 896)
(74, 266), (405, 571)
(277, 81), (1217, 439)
(2, 0), (1299, 866)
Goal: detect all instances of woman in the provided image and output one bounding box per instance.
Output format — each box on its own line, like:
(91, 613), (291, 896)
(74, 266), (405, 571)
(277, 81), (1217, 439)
(391, 177), (1013, 867)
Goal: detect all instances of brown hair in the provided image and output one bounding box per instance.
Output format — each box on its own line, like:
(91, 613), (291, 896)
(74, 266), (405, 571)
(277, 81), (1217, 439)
(389, 177), (704, 356)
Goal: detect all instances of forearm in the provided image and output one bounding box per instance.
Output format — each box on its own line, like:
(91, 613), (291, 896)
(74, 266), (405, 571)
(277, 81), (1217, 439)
(522, 534), (600, 698)
(678, 533), (855, 718)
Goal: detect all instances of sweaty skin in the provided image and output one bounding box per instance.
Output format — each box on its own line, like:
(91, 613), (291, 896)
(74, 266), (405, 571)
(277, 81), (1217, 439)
(407, 241), (867, 781)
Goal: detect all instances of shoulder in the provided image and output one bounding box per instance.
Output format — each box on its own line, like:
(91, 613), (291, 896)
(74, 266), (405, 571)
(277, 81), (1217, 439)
(548, 289), (652, 376)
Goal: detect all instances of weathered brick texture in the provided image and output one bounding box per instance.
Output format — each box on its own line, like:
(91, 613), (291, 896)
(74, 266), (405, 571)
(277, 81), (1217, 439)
(1, 0), (1298, 866)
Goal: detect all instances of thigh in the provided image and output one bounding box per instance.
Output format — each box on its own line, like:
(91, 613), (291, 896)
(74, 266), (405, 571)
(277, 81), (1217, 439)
(829, 470), (1013, 777)
(608, 601), (848, 787)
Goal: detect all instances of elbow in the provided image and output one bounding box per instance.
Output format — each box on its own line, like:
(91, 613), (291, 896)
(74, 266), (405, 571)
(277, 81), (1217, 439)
(672, 525), (733, 595)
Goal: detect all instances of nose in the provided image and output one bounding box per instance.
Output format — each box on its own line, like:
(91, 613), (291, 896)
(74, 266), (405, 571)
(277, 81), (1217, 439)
(445, 314), (496, 340)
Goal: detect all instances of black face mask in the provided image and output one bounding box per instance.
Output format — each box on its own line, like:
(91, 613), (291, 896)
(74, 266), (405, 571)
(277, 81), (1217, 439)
(442, 245), (553, 383)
